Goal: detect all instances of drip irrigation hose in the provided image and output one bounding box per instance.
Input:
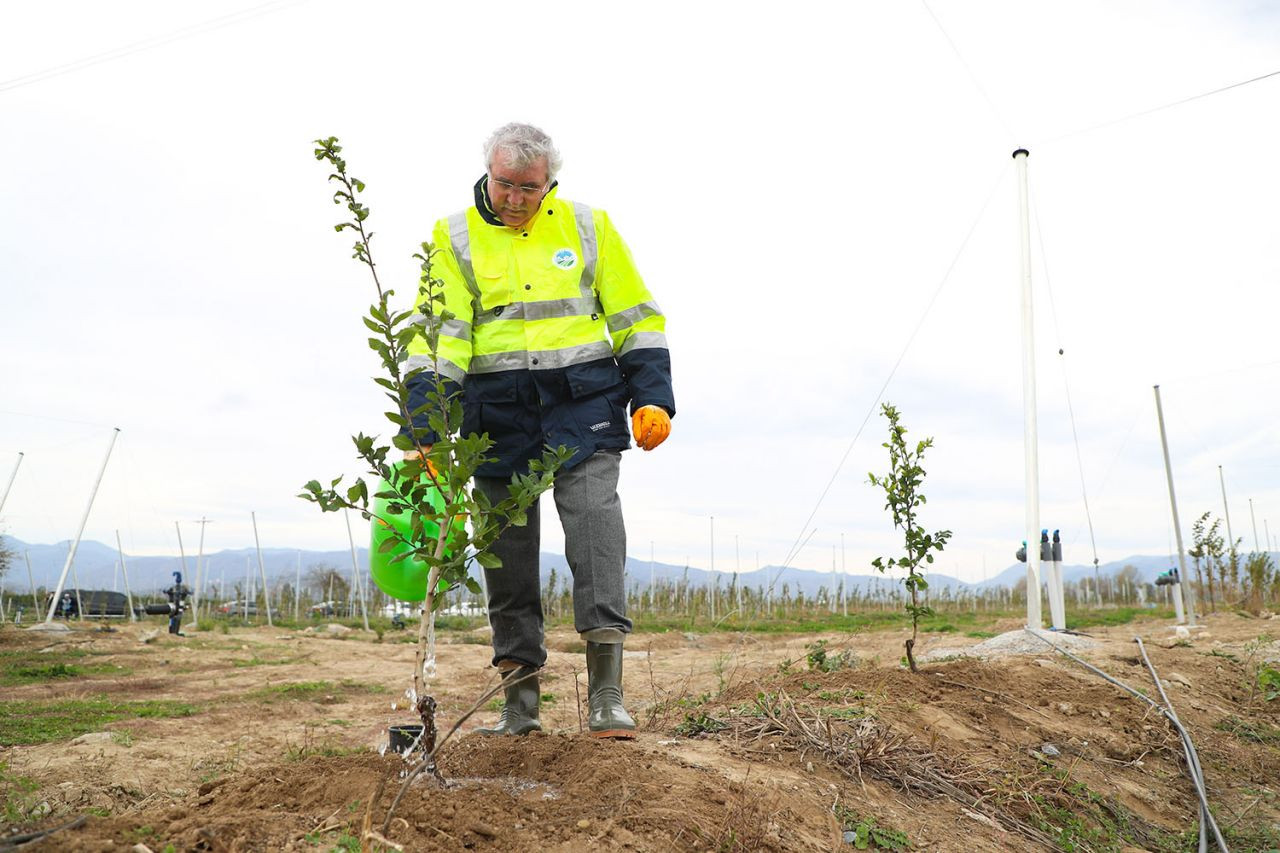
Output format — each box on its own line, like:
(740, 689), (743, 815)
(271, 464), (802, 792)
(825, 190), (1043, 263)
(1023, 630), (1229, 852)
(1136, 637), (1229, 853)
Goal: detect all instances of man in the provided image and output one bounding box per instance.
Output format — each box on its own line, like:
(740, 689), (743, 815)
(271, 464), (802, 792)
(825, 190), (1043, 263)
(405, 123), (675, 739)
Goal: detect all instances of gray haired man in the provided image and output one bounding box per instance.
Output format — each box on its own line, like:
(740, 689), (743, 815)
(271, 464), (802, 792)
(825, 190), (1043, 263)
(405, 123), (675, 738)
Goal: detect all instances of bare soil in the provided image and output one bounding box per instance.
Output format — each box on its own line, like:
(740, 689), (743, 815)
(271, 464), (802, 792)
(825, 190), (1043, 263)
(2, 612), (1278, 851)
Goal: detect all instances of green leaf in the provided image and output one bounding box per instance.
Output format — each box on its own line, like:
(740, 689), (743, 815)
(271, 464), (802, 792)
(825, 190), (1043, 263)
(475, 551), (502, 569)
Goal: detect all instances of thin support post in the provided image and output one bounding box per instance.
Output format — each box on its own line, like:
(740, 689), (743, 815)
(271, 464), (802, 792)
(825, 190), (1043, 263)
(1249, 498), (1260, 553)
(188, 517), (209, 628)
(0, 451), (22, 517)
(294, 551), (301, 622)
(1014, 149), (1042, 630)
(1218, 466), (1235, 551)
(1153, 386), (1195, 625)
(251, 511), (273, 627)
(344, 510), (370, 631)
(24, 551), (39, 611)
(44, 428), (120, 623)
(175, 521), (190, 619)
(115, 530), (136, 623)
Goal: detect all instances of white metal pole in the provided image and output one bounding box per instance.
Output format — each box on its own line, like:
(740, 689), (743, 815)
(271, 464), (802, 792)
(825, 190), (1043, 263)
(708, 516), (715, 622)
(841, 532), (847, 617)
(1153, 385), (1196, 625)
(1047, 532), (1065, 630)
(344, 510), (370, 630)
(250, 511), (273, 627)
(1218, 466), (1235, 551)
(69, 543), (85, 621)
(649, 541), (655, 615)
(1014, 149), (1042, 630)
(1248, 498), (1260, 553)
(188, 518), (209, 628)
(115, 530), (136, 623)
(44, 428), (120, 623)
(0, 451), (22, 517)
(735, 534), (743, 613)
(24, 551), (39, 612)
(829, 544), (837, 614)
(174, 522), (190, 621)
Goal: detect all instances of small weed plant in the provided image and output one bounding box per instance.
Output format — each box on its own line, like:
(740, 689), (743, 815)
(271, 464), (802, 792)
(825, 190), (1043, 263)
(867, 404), (952, 672)
(835, 805), (911, 850)
(805, 639), (856, 672)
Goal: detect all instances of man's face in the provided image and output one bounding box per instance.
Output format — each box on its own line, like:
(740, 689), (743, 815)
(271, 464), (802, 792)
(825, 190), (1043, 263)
(487, 155), (550, 228)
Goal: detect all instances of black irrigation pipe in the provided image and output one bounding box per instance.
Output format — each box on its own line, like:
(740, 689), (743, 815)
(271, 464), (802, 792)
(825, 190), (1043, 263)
(1023, 629), (1229, 852)
(0, 816), (88, 850)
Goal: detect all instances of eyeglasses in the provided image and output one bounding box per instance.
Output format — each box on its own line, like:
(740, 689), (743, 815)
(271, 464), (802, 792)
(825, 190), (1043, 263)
(488, 175), (548, 197)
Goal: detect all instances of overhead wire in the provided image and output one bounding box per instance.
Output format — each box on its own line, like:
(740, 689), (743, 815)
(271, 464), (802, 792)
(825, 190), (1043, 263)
(1036, 67), (1280, 148)
(766, 162), (1009, 598)
(919, 0), (1018, 144)
(1030, 188), (1101, 572)
(0, 0), (309, 95)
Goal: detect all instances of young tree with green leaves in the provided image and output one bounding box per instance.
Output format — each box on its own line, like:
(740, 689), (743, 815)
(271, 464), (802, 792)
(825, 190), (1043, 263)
(868, 404), (952, 673)
(299, 138), (571, 718)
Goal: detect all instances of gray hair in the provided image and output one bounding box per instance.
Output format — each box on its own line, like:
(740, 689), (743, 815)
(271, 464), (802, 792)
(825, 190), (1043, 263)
(484, 122), (562, 180)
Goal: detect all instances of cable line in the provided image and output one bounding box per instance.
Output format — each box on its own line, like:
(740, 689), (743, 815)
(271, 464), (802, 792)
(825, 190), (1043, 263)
(1030, 189), (1100, 574)
(919, 0), (1017, 144)
(0, 0), (308, 94)
(766, 162), (1009, 597)
(1037, 67), (1280, 147)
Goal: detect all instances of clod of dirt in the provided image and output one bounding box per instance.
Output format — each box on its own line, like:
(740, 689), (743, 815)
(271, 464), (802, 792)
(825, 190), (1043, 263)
(139, 629), (159, 644)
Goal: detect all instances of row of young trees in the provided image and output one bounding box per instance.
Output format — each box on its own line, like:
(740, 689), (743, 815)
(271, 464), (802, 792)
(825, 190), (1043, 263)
(1186, 511), (1278, 615)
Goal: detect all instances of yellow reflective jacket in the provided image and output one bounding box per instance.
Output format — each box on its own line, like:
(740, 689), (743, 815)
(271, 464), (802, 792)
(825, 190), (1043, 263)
(405, 177), (675, 476)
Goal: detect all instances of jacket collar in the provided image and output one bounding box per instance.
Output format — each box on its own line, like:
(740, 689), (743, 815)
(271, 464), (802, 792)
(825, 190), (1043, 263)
(473, 174), (560, 229)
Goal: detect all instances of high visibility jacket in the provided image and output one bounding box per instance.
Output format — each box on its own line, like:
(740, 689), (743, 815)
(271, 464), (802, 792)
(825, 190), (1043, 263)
(404, 177), (675, 477)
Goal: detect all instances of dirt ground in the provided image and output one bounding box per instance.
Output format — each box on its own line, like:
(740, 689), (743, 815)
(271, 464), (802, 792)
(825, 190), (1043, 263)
(2, 611), (1278, 852)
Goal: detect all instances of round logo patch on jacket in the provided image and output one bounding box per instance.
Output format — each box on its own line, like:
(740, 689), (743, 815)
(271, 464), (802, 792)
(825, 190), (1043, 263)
(552, 248), (578, 269)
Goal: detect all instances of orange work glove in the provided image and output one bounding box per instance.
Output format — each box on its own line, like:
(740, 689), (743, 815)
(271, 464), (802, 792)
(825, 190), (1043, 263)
(631, 406), (671, 451)
(403, 445), (438, 479)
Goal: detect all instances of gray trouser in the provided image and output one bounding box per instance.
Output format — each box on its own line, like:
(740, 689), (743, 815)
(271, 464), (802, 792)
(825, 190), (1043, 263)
(475, 450), (632, 669)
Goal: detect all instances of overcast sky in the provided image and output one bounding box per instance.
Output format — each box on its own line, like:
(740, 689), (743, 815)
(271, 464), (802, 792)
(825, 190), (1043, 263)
(2, 0), (1278, 583)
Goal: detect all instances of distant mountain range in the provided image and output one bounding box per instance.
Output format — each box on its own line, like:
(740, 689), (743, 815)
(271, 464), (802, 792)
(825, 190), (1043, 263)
(4, 536), (1270, 600)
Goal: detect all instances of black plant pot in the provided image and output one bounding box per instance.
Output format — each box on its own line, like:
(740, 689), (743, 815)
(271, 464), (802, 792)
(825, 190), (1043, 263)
(388, 724), (425, 755)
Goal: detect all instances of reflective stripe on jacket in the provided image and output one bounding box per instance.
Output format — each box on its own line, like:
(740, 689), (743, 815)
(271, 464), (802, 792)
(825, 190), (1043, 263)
(405, 178), (675, 477)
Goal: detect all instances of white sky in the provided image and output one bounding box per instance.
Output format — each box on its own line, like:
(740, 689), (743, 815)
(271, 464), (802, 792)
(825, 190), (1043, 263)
(2, 0), (1278, 582)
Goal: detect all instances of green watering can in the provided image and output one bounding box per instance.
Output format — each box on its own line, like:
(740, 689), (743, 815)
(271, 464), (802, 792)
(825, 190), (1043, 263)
(368, 462), (466, 602)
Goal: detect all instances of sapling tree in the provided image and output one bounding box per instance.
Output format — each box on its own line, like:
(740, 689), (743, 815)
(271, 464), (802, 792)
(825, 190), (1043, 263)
(867, 403), (952, 673)
(300, 138), (571, 733)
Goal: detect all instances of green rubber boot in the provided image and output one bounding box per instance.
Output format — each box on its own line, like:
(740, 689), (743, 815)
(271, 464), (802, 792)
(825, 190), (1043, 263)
(586, 641), (636, 739)
(476, 666), (542, 736)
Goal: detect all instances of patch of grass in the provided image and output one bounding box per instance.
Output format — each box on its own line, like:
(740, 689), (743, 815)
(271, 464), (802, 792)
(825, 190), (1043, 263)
(1, 762), (42, 825)
(674, 712), (727, 737)
(0, 699), (197, 746)
(820, 706), (873, 721)
(252, 679), (389, 703)
(927, 623), (957, 633)
(111, 730), (134, 747)
(965, 630), (998, 639)
(1216, 715), (1280, 745)
(231, 653), (298, 668)
(0, 649), (130, 685)
(1066, 606), (1174, 630)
